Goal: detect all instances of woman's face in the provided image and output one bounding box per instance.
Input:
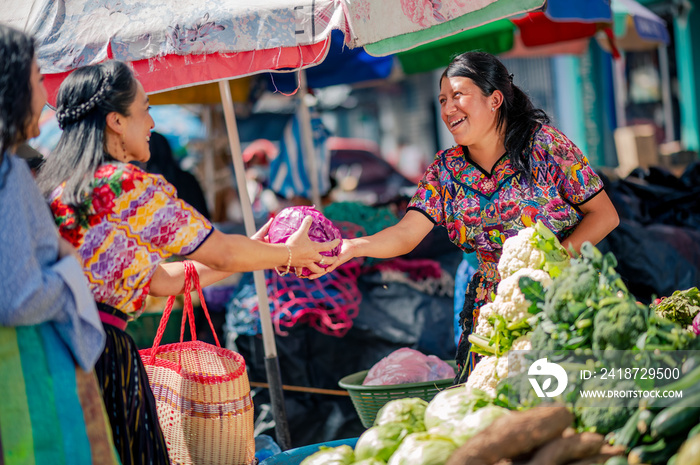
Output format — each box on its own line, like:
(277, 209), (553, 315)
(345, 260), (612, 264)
(26, 57), (47, 140)
(439, 76), (497, 147)
(122, 80), (155, 163)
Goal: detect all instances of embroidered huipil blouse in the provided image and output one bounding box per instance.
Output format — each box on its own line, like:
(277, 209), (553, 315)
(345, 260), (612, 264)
(408, 124), (604, 312)
(50, 162), (213, 318)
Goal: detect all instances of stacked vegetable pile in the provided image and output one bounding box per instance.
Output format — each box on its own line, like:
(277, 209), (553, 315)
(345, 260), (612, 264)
(603, 362), (700, 465)
(499, 235), (700, 463)
(301, 393), (629, 465)
(651, 286), (700, 336)
(301, 387), (505, 465)
(315, 223), (700, 465)
(465, 221), (570, 395)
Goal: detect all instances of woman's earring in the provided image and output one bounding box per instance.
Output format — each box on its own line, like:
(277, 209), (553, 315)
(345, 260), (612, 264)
(491, 107), (495, 112)
(120, 135), (128, 161)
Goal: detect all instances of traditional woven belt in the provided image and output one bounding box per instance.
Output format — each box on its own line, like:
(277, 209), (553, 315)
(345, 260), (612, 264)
(96, 302), (129, 331)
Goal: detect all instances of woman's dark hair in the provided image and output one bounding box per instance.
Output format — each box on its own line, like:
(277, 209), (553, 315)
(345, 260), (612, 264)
(37, 60), (138, 206)
(441, 51), (549, 182)
(0, 25), (35, 171)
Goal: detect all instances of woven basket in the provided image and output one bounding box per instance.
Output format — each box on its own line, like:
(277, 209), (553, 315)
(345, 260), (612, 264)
(338, 361), (456, 428)
(140, 262), (254, 465)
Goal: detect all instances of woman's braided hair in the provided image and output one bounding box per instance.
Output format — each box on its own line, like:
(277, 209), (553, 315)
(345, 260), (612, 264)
(55, 77), (112, 129)
(36, 60), (138, 208)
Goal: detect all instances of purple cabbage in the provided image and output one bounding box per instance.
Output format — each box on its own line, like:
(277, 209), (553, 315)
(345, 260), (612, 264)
(267, 206), (342, 277)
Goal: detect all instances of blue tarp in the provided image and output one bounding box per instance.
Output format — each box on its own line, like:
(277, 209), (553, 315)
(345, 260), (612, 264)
(545, 0), (612, 22)
(266, 30), (394, 93)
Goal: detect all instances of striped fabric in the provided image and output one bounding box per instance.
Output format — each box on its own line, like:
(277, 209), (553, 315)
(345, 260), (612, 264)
(269, 113), (331, 200)
(96, 324), (170, 465)
(0, 324), (118, 465)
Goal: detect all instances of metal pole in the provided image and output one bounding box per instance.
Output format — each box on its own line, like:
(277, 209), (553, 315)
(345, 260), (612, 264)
(201, 106), (216, 214)
(612, 54), (628, 128)
(658, 45), (675, 143)
(218, 80), (292, 451)
(297, 69), (322, 209)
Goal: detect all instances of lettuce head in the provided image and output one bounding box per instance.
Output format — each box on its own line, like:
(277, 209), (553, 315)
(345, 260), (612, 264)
(355, 423), (410, 462)
(300, 445), (354, 465)
(386, 432), (456, 465)
(374, 397), (428, 432)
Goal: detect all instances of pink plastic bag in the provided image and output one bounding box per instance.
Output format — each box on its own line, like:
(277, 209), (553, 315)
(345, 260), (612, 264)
(362, 348), (455, 386)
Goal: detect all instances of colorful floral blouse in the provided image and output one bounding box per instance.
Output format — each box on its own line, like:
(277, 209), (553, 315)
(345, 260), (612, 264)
(408, 124), (604, 308)
(50, 162), (213, 318)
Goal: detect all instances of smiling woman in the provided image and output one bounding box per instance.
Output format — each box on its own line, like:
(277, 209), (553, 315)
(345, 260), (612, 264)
(0, 24), (120, 464)
(323, 51), (620, 386)
(35, 60), (340, 465)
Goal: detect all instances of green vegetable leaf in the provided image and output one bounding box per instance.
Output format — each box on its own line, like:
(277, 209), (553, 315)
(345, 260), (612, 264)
(519, 276), (545, 314)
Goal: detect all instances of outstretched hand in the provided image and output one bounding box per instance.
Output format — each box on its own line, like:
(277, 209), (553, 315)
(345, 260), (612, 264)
(307, 238), (355, 279)
(251, 218), (273, 242)
(285, 216), (341, 279)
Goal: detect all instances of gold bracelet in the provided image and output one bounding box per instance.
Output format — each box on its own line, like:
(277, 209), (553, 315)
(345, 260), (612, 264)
(274, 243), (292, 276)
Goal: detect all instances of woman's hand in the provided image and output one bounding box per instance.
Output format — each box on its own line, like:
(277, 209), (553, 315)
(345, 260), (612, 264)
(560, 190), (619, 254)
(284, 216), (341, 277)
(251, 218), (273, 242)
(307, 238), (356, 279)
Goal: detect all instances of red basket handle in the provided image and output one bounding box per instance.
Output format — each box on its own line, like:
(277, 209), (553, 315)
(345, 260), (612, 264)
(147, 261), (221, 365)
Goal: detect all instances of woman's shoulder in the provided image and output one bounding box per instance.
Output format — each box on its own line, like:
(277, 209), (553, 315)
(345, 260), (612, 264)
(95, 162), (147, 182)
(94, 162), (172, 192)
(436, 145), (464, 164)
(530, 125), (577, 158)
(532, 124), (569, 143)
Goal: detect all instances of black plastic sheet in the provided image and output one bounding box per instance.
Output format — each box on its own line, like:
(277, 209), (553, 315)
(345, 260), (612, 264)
(234, 243), (461, 448)
(597, 161), (700, 303)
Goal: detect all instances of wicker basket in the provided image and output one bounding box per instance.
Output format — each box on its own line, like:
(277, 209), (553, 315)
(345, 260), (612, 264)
(338, 361), (456, 428)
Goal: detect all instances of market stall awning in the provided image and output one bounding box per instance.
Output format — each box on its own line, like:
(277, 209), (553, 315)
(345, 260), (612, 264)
(512, 0), (612, 47)
(397, 19), (515, 75)
(394, 0), (612, 75)
(361, 0), (544, 56)
(4, 0), (335, 106)
(266, 30), (395, 94)
(611, 0), (670, 50)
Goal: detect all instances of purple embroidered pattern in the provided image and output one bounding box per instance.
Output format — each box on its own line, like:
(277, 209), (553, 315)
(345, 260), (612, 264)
(408, 124), (603, 306)
(51, 162), (212, 317)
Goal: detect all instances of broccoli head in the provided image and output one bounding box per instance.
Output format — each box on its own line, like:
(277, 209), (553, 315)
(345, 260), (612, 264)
(592, 298), (647, 350)
(574, 377), (638, 434)
(543, 263), (599, 324)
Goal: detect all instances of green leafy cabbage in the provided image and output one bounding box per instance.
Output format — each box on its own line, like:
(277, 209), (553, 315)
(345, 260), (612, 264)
(373, 398), (428, 432)
(300, 445), (355, 465)
(354, 423), (410, 462)
(386, 432), (456, 465)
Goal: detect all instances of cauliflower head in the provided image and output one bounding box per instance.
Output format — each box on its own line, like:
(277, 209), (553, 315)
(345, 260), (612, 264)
(497, 228), (544, 278)
(474, 302), (496, 337)
(494, 268), (552, 321)
(505, 335), (533, 376)
(465, 356), (499, 396)
(465, 356), (511, 396)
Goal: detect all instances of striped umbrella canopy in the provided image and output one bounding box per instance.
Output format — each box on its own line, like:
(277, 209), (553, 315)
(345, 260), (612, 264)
(395, 0), (614, 74)
(611, 0), (670, 50)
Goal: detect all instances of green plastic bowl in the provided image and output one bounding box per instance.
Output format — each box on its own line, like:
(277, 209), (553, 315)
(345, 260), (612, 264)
(338, 361), (456, 428)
